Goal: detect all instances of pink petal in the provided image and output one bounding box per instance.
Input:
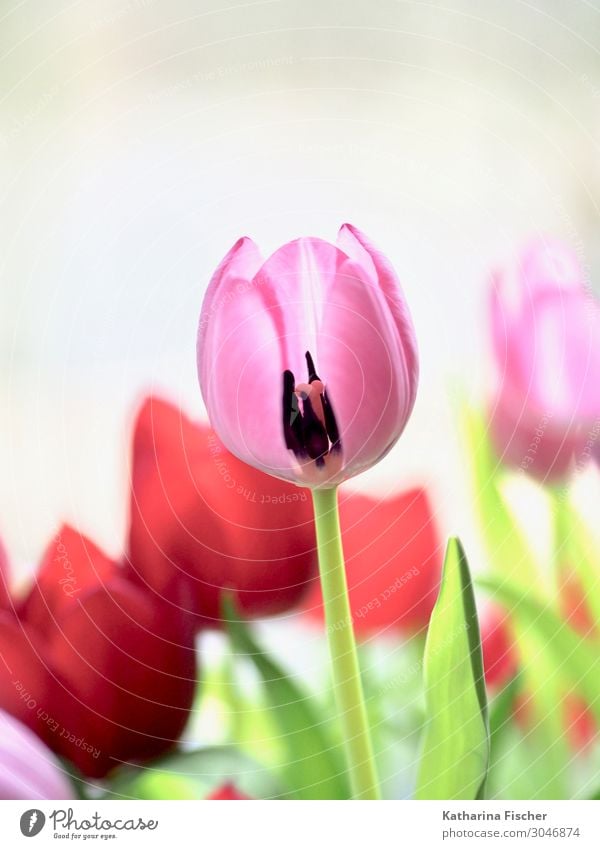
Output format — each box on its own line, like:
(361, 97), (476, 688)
(253, 236), (353, 379)
(513, 289), (600, 421)
(0, 710), (75, 799)
(199, 229), (419, 487)
(198, 238), (295, 480)
(321, 224), (418, 477)
(197, 237), (264, 393)
(520, 237), (584, 295)
(255, 235), (409, 483)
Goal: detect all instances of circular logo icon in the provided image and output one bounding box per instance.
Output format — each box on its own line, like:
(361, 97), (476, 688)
(19, 810), (45, 837)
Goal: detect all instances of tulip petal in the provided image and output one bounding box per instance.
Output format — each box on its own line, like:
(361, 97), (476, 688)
(198, 239), (295, 479)
(316, 225), (418, 477)
(127, 396), (317, 624)
(0, 613), (57, 744)
(0, 538), (11, 611)
(47, 577), (196, 777)
(0, 710), (75, 799)
(18, 526), (119, 633)
(480, 607), (518, 690)
(520, 237), (584, 294)
(199, 227), (419, 487)
(206, 782), (252, 800)
(511, 289), (600, 421)
(197, 237), (264, 393)
(306, 487), (442, 634)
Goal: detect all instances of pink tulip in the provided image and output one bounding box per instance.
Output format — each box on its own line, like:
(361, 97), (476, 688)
(0, 710), (75, 799)
(197, 224), (418, 487)
(489, 238), (600, 482)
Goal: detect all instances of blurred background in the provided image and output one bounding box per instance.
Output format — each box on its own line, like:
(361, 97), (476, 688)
(1, 0), (600, 575)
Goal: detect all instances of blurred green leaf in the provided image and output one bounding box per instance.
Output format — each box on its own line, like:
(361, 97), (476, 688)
(488, 672), (521, 745)
(416, 537), (489, 800)
(477, 575), (600, 727)
(552, 492), (600, 630)
(486, 668), (567, 800)
(105, 746), (286, 800)
(225, 599), (349, 800)
(461, 405), (539, 591)
(515, 629), (569, 799)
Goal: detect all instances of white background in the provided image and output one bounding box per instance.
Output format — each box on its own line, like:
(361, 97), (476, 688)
(1, 1), (600, 586)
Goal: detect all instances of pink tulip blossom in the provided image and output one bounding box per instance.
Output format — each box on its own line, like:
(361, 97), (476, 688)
(0, 710), (75, 799)
(489, 238), (600, 482)
(197, 224), (418, 488)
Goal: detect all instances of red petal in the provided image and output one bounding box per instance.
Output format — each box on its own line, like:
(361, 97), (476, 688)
(45, 577), (196, 777)
(305, 487), (442, 635)
(18, 526), (119, 633)
(0, 538), (11, 611)
(564, 694), (597, 751)
(480, 607), (519, 690)
(558, 569), (597, 638)
(126, 397), (317, 625)
(0, 613), (59, 747)
(206, 782), (252, 800)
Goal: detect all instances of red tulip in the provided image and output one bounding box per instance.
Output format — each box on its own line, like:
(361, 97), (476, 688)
(0, 537), (10, 610)
(480, 606), (518, 689)
(126, 396), (317, 625)
(206, 782), (251, 800)
(480, 607), (596, 751)
(305, 488), (442, 635)
(564, 694), (597, 751)
(0, 527), (197, 777)
(557, 569), (597, 638)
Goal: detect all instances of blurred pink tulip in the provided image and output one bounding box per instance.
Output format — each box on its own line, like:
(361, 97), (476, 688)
(489, 238), (600, 482)
(197, 224), (418, 487)
(0, 710), (75, 799)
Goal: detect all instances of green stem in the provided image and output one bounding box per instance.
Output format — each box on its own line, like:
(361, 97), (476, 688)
(311, 486), (381, 800)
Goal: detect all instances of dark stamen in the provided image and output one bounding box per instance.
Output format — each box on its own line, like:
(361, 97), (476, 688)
(305, 350), (320, 383)
(281, 353), (342, 468)
(322, 390), (341, 450)
(282, 370), (304, 455)
(299, 393), (329, 460)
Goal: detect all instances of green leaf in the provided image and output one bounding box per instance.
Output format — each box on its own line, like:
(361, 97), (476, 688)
(224, 599), (349, 800)
(477, 575), (600, 727)
(416, 537), (490, 800)
(104, 746), (287, 800)
(488, 672), (521, 745)
(461, 405), (540, 591)
(551, 492), (600, 630)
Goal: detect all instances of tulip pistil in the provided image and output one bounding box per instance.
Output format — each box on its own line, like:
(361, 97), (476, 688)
(282, 351), (341, 471)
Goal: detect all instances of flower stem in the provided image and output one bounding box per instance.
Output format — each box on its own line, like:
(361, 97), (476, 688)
(311, 486), (381, 800)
